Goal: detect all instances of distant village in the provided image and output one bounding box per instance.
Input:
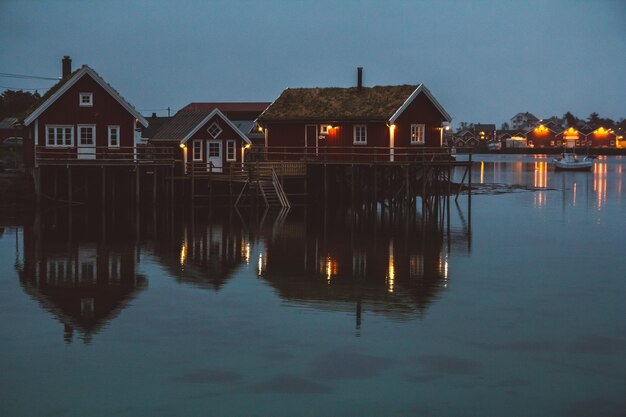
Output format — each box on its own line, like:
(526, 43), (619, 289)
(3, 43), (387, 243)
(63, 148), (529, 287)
(449, 112), (624, 150)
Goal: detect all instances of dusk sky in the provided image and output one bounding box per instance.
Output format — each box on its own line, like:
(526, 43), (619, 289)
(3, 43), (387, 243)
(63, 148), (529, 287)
(1, 0), (624, 128)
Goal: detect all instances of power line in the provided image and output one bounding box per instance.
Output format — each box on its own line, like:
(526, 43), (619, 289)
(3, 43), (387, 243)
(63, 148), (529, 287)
(0, 72), (60, 81)
(0, 85), (51, 92)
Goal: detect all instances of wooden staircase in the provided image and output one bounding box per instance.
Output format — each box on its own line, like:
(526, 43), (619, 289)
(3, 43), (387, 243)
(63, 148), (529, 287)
(235, 165), (290, 208)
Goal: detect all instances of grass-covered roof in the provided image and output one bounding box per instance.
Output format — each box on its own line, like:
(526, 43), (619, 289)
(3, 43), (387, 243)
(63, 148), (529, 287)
(258, 85), (418, 122)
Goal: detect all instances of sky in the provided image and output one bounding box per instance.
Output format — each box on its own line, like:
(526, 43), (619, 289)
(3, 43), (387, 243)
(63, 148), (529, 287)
(0, 0), (624, 128)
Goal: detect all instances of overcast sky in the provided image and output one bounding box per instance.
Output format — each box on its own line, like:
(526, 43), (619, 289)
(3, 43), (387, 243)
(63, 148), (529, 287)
(1, 0), (624, 127)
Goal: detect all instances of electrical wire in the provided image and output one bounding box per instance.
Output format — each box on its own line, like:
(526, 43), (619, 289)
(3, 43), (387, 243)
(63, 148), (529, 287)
(0, 72), (60, 81)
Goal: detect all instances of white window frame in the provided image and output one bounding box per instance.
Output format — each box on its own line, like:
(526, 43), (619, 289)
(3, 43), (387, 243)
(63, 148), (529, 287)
(353, 125), (367, 145)
(192, 140), (203, 161)
(79, 92), (93, 107)
(207, 122), (222, 139)
(320, 125), (331, 135)
(46, 125), (74, 147)
(78, 125), (96, 146)
(411, 124), (425, 145)
(108, 125), (120, 148)
(226, 140), (236, 161)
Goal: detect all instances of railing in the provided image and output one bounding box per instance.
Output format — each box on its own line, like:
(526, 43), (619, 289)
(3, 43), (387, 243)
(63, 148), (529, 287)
(248, 145), (454, 164)
(185, 161), (306, 179)
(271, 168), (291, 208)
(35, 145), (175, 165)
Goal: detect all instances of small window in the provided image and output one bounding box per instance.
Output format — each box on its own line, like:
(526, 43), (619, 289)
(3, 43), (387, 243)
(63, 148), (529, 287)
(108, 126), (120, 147)
(411, 124), (425, 144)
(226, 140), (236, 161)
(46, 125), (74, 147)
(353, 125), (367, 144)
(208, 142), (220, 157)
(192, 140), (203, 161)
(207, 122), (222, 138)
(79, 93), (93, 107)
(78, 125), (95, 145)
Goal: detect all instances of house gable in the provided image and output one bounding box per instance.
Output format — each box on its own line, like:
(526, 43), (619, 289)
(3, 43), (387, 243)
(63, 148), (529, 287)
(182, 108), (250, 145)
(389, 84), (452, 124)
(24, 65), (147, 127)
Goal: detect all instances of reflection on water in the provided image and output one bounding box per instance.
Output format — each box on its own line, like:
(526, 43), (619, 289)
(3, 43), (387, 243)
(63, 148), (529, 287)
(11, 201), (471, 341)
(257, 206), (469, 325)
(16, 209), (147, 344)
(460, 155), (624, 211)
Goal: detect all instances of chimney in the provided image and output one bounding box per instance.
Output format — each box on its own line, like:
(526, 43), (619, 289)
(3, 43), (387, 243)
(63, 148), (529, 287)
(62, 56), (72, 78)
(357, 67), (363, 91)
(151, 112), (157, 119)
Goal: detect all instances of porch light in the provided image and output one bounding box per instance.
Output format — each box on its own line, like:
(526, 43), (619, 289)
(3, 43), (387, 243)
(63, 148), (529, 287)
(244, 144), (251, 149)
(179, 143), (186, 149)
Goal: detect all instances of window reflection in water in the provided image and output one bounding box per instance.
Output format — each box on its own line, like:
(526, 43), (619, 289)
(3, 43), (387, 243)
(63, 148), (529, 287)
(386, 241), (395, 293)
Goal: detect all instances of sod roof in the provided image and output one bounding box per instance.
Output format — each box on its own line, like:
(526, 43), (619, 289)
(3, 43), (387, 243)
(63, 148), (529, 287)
(257, 85), (419, 122)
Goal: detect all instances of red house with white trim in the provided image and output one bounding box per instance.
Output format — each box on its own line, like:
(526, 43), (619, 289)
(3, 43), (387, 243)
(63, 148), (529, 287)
(22, 57), (148, 170)
(257, 70), (452, 162)
(149, 107), (252, 174)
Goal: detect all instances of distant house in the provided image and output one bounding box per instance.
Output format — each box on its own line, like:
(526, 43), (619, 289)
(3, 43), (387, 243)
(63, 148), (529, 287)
(257, 69), (452, 162)
(498, 130), (528, 148)
(148, 107), (252, 174)
(510, 112), (539, 130)
(587, 127), (618, 148)
(22, 56), (148, 170)
(0, 117), (23, 144)
(473, 124), (496, 142)
(453, 130), (477, 148)
(526, 124), (558, 148)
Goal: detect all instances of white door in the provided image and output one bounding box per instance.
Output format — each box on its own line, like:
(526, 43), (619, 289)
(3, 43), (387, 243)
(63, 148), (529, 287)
(207, 140), (222, 172)
(78, 125), (96, 159)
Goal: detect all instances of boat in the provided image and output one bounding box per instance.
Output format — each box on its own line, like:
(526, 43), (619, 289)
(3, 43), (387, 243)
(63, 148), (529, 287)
(552, 150), (593, 171)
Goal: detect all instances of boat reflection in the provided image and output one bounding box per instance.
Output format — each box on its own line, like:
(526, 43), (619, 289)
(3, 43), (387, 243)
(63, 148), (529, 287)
(16, 208), (147, 344)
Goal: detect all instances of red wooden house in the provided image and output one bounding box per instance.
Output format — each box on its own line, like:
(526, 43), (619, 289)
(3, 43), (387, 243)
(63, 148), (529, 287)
(526, 124), (558, 148)
(587, 127), (617, 148)
(256, 72), (452, 162)
(22, 57), (149, 170)
(148, 107), (252, 173)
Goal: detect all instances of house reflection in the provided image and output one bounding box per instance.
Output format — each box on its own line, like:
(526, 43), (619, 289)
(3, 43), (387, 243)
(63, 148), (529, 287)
(149, 208), (249, 291)
(16, 208), (147, 344)
(257, 207), (465, 326)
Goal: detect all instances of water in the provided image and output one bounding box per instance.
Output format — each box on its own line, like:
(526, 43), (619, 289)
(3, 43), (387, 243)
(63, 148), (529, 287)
(1, 155), (625, 417)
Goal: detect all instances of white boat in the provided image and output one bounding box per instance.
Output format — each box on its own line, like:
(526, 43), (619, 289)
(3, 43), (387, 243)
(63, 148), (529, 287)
(552, 151), (593, 171)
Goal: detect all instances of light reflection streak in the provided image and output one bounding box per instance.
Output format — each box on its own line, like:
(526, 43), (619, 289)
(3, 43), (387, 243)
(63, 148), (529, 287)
(533, 161), (548, 207)
(386, 241), (395, 293)
(593, 162), (608, 210)
(480, 161), (484, 184)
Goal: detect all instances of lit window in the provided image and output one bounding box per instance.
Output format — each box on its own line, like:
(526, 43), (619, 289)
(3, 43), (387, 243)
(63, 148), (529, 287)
(353, 125), (367, 144)
(411, 124), (425, 144)
(108, 126), (120, 147)
(320, 125), (331, 135)
(207, 122), (222, 138)
(226, 140), (236, 161)
(79, 93), (93, 107)
(192, 140), (203, 161)
(46, 125), (74, 147)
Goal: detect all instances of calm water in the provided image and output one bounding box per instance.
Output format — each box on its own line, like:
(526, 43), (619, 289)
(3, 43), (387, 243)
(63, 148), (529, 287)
(1, 155), (625, 417)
